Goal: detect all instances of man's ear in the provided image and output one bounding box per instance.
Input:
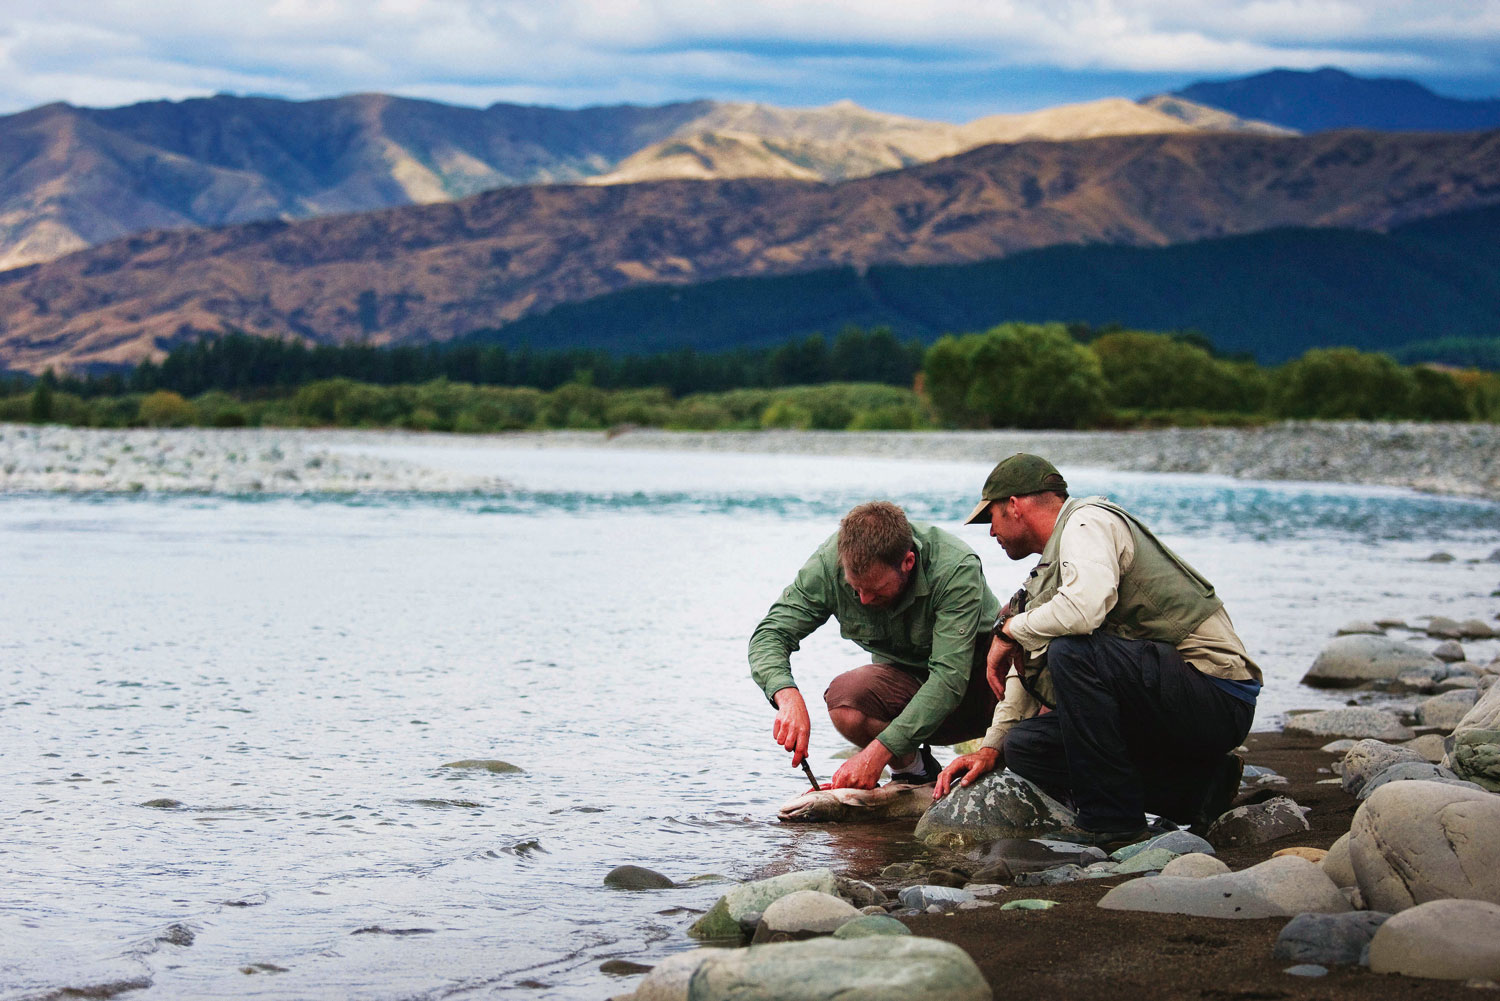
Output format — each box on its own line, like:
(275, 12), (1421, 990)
(901, 549), (917, 574)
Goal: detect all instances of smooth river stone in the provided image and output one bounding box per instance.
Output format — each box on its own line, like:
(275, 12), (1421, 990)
(1367, 899), (1500, 980)
(751, 891), (861, 944)
(1098, 855), (1350, 919)
(1320, 834), (1356, 889)
(1159, 853), (1229, 878)
(1282, 708), (1414, 741)
(1339, 739), (1426, 797)
(1417, 689), (1480, 729)
(832, 914), (910, 939)
(1300, 635), (1443, 689)
(1446, 680), (1500, 791)
(689, 869), (839, 941)
(1274, 911), (1389, 967)
(635, 951), (711, 1001)
(1205, 796), (1310, 850)
(914, 770), (1080, 847)
(1349, 780), (1500, 913)
(440, 759), (523, 773)
(685, 936), (992, 1001)
(604, 865), (675, 890)
(1356, 761), (1477, 800)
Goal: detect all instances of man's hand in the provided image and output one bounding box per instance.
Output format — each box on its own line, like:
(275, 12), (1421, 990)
(829, 740), (893, 790)
(933, 746), (1000, 799)
(985, 634), (1017, 699)
(772, 688), (812, 766)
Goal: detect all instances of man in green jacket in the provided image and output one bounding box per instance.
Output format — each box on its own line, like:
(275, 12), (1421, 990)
(935, 454), (1262, 847)
(749, 501), (1001, 789)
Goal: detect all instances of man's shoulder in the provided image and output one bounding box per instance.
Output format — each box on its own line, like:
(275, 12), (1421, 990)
(911, 522), (981, 565)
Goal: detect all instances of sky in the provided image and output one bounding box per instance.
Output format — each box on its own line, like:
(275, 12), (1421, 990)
(1, 0), (1498, 121)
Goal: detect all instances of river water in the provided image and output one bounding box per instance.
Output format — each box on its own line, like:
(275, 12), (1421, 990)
(2, 438), (1497, 1000)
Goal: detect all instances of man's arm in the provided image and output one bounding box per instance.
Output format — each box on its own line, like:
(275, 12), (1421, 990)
(749, 546), (836, 766)
(1006, 509), (1131, 648)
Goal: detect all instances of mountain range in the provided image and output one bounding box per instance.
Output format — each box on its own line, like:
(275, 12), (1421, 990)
(3, 126), (1498, 373)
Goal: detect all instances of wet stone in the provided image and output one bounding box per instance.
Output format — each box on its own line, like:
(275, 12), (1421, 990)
(1014, 864), (1087, 887)
(1301, 635), (1443, 690)
(605, 865), (676, 890)
(914, 770), (1080, 847)
(1336, 621), (1383, 635)
(833, 914), (911, 939)
(441, 759), (523, 773)
(1428, 616), (1466, 639)
(1433, 641), (1467, 662)
(965, 838), (1106, 881)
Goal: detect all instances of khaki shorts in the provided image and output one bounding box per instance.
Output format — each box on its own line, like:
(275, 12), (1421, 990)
(822, 635), (997, 747)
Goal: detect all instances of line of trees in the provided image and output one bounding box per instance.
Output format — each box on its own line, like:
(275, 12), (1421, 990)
(3, 324), (1497, 433)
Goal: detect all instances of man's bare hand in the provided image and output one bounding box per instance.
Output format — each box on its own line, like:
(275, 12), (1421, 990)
(829, 740), (892, 790)
(985, 634), (1016, 699)
(933, 746), (1001, 799)
(772, 688), (812, 766)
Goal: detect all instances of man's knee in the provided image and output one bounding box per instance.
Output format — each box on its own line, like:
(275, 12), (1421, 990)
(1045, 633), (1096, 679)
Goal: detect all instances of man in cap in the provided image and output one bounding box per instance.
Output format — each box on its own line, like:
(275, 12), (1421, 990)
(749, 501), (1001, 789)
(934, 454), (1261, 847)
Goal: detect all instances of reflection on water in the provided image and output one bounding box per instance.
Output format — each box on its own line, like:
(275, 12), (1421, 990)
(1, 443), (1497, 999)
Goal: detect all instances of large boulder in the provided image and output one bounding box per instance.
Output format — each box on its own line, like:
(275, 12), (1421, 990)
(1446, 680), (1500, 791)
(689, 869), (839, 940)
(686, 936), (992, 1001)
(1301, 636), (1443, 689)
(636, 951), (711, 1001)
(1339, 740), (1425, 797)
(1348, 780), (1500, 913)
(1320, 833), (1356, 889)
(1366, 899), (1500, 980)
(1282, 708), (1413, 741)
(1098, 855), (1349, 919)
(914, 771), (1079, 847)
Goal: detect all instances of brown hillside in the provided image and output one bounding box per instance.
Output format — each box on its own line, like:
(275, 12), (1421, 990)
(3, 128), (1498, 373)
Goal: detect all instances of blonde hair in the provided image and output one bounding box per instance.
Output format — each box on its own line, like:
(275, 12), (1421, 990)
(837, 501), (913, 575)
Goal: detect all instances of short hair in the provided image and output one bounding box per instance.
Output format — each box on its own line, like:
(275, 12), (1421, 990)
(837, 501), (914, 576)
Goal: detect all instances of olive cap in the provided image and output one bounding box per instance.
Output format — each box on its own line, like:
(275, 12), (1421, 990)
(962, 453), (1068, 525)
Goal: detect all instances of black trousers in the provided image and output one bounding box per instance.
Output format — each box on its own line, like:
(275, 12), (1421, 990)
(1003, 631), (1253, 832)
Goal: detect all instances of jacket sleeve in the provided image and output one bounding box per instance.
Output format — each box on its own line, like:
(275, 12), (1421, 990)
(748, 548), (835, 703)
(1008, 509), (1131, 649)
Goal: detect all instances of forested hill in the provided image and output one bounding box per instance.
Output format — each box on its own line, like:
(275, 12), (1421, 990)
(465, 204), (1500, 364)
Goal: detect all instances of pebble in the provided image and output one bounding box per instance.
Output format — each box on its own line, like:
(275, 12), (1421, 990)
(1282, 964), (1328, 977)
(1000, 899), (1058, 911)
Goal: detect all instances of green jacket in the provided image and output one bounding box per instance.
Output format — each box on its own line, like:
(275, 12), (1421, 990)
(748, 523), (1000, 758)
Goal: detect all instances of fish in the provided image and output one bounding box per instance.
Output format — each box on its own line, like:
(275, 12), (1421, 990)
(777, 781), (936, 823)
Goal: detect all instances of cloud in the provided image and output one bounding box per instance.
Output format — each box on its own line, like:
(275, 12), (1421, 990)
(0, 0), (1495, 116)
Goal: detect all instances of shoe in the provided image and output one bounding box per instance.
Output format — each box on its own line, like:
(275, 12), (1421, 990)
(1077, 826), (1151, 852)
(889, 744), (942, 785)
(1189, 752), (1245, 835)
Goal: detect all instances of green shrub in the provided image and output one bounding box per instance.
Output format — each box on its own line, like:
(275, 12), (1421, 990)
(923, 323), (1107, 429)
(291, 379), (360, 424)
(759, 399), (813, 429)
(541, 382), (610, 428)
(1408, 367), (1468, 421)
(848, 404), (923, 430)
(1271, 348), (1415, 419)
(1092, 331), (1266, 413)
(137, 390), (198, 427)
(335, 384), (413, 426)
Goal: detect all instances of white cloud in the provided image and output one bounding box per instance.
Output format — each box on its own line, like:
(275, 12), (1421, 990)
(0, 0), (1495, 115)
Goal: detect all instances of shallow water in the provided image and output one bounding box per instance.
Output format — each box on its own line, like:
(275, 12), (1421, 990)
(2, 440), (1497, 1000)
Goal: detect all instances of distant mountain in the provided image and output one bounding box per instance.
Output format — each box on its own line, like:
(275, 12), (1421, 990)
(469, 204), (1500, 364)
(0, 92), (1290, 271)
(2, 127), (1497, 373)
(1171, 67), (1500, 133)
(592, 97), (1290, 185)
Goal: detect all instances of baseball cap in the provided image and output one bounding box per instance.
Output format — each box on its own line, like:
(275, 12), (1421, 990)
(962, 453), (1068, 525)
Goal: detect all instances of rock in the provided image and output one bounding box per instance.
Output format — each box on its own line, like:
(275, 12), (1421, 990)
(999, 899), (1058, 911)
(1339, 739), (1427, 797)
(964, 838), (1105, 880)
(832, 915), (910, 939)
(1357, 760), (1474, 799)
(1460, 619), (1498, 639)
(1098, 855), (1350, 919)
(685, 935), (992, 1001)
(605, 865), (676, 890)
(751, 891), (861, 944)
(1419, 689), (1482, 729)
(1160, 853), (1229, 878)
(1438, 674), (1480, 691)
(1375, 617), (1410, 629)
(440, 759), (523, 773)
(1367, 899), (1500, 980)
(689, 869), (839, 941)
(635, 950), (711, 1001)
(1427, 616), (1465, 639)
(1282, 964), (1328, 977)
(1205, 796), (1311, 850)
(922, 869), (968, 888)
(836, 878), (886, 908)
(1392, 672), (1438, 694)
(1336, 621), (1383, 635)
(1111, 830), (1214, 861)
(1447, 681), (1500, 792)
(1402, 733), (1449, 762)
(1113, 848), (1178, 874)
(1320, 739), (1357, 754)
(1014, 865), (1088, 886)
(1301, 636), (1444, 689)
(1321, 834), (1356, 888)
(1423, 552), (1457, 563)
(1283, 707), (1414, 741)
(914, 771), (1079, 847)
(965, 884), (1007, 898)
(1349, 780), (1500, 913)
(1432, 640), (1467, 662)
(1273, 847), (1329, 864)
(897, 886), (975, 910)
(1341, 885), (1365, 910)
(1273, 911), (1389, 966)
(601, 959), (654, 976)
(879, 862), (927, 880)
